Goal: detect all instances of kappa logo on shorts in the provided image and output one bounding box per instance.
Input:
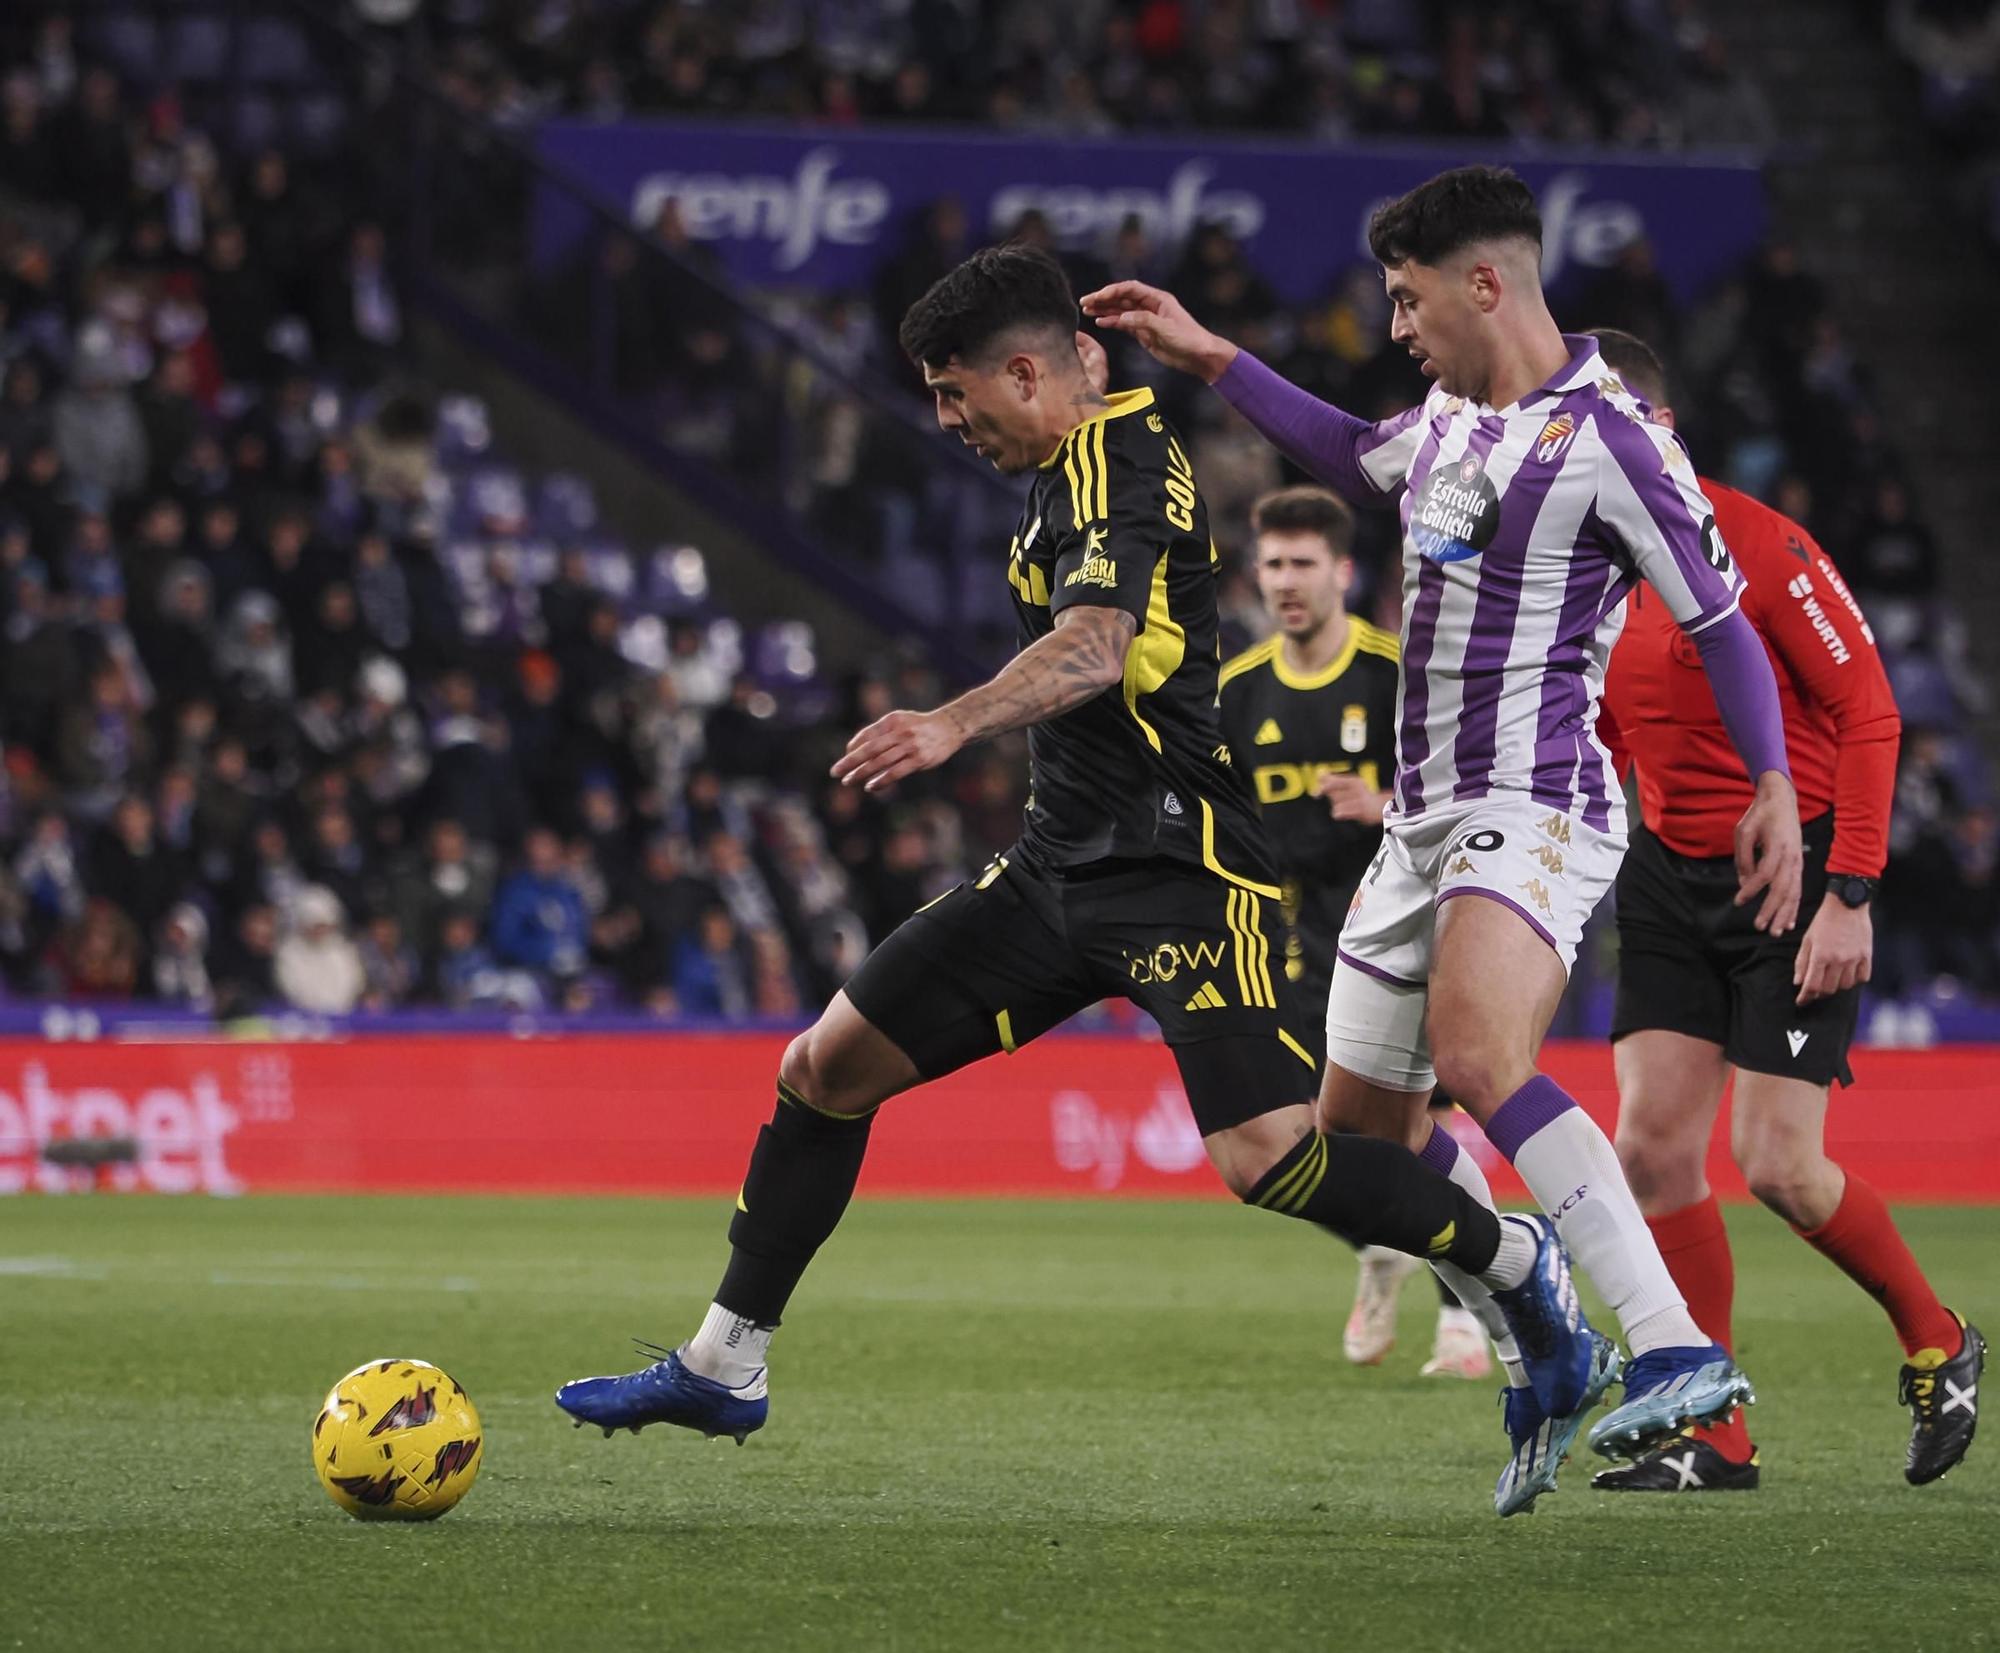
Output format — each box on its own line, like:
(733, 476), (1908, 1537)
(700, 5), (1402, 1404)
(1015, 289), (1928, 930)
(1446, 854), (1474, 877)
(1530, 844), (1565, 874)
(1519, 878), (1554, 914)
(1537, 813), (1573, 846)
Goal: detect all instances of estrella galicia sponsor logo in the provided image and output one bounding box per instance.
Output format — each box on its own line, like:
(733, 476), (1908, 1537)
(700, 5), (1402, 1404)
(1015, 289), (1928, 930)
(1411, 456), (1500, 564)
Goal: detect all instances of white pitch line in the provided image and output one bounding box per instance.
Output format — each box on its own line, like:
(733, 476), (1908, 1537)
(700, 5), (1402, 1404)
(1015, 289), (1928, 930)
(0, 1255), (109, 1279)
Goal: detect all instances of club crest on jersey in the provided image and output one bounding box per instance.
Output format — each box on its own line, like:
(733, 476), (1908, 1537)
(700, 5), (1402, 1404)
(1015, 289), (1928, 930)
(1533, 411), (1577, 465)
(1411, 458), (1500, 564)
(1340, 704), (1367, 753)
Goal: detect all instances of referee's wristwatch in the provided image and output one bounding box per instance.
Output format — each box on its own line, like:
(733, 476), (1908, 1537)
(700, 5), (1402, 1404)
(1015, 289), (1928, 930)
(1830, 874), (1877, 909)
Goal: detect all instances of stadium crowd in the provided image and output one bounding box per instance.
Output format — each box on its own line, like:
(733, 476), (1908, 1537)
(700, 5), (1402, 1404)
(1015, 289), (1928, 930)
(0, 4), (1992, 1020)
(1883, 0), (2000, 255)
(366, 0), (1776, 152)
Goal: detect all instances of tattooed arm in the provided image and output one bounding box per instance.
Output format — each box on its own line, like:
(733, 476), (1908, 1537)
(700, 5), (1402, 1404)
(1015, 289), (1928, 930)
(830, 606), (1136, 792)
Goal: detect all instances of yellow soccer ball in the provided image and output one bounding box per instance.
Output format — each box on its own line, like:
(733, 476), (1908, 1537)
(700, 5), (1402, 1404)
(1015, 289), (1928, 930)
(311, 1358), (484, 1521)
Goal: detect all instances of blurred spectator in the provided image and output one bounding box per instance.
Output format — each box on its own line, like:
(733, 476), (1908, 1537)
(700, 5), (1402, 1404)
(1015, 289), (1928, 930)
(490, 826), (588, 984)
(356, 911), (420, 1010)
(211, 901), (280, 1017)
(50, 896), (141, 999)
(672, 901), (753, 1018)
(390, 817), (497, 955)
(152, 902), (214, 1011)
(274, 884), (365, 1013)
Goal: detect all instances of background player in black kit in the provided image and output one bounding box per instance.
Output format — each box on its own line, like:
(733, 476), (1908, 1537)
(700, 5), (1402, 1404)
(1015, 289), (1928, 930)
(554, 245), (1593, 1470)
(1218, 486), (1488, 1380)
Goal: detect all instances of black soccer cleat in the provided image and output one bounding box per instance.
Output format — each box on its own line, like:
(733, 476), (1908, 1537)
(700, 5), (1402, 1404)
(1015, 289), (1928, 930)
(1902, 1316), (1983, 1486)
(1590, 1429), (1759, 1494)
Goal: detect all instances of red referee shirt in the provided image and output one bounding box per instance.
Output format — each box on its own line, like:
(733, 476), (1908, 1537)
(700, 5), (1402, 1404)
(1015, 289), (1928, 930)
(1599, 479), (1900, 877)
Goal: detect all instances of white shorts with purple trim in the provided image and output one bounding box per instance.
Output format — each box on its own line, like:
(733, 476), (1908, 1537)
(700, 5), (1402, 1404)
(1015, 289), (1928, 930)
(1325, 795), (1626, 1092)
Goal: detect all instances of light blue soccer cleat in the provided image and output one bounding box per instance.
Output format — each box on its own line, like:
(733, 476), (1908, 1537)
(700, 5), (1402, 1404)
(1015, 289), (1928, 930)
(1487, 1214), (1599, 1419)
(1587, 1343), (1755, 1460)
(1494, 1331), (1622, 1517)
(555, 1342), (768, 1443)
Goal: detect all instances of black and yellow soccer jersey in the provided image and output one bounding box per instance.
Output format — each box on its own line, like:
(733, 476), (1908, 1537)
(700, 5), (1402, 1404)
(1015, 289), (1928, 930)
(1008, 387), (1273, 887)
(1215, 619), (1400, 989)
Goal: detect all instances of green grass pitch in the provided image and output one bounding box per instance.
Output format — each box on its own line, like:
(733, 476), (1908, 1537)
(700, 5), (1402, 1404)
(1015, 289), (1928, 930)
(2, 1195), (1995, 1651)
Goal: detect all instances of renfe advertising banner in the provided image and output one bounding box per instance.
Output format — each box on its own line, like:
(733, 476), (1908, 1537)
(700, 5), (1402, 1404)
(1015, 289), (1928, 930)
(532, 121), (1767, 306)
(2, 1035), (1994, 1201)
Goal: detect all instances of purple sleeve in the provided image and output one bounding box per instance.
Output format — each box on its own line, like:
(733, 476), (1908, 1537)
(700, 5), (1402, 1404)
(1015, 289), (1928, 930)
(1211, 351), (1426, 506)
(1689, 606), (1792, 783)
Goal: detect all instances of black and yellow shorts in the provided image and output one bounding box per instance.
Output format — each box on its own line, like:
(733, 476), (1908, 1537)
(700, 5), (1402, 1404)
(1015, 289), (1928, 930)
(843, 849), (1321, 1134)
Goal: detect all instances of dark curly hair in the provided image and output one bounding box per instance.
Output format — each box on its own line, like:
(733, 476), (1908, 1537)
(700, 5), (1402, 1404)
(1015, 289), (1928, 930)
(1366, 166), (1542, 268)
(898, 242), (1079, 369)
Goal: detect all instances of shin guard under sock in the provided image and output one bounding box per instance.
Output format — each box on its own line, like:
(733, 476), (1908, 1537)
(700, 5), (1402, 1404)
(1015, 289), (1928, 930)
(715, 1081), (875, 1325)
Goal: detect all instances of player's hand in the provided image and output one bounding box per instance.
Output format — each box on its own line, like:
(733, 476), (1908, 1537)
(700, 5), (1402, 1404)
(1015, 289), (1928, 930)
(1794, 891), (1873, 1006)
(1315, 773), (1390, 824)
(830, 709), (963, 793)
(1080, 281), (1238, 384)
(1732, 772), (1803, 935)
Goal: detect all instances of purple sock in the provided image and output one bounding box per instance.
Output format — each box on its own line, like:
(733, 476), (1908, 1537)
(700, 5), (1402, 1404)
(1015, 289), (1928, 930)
(1418, 1121), (1461, 1176)
(1484, 1075), (1580, 1164)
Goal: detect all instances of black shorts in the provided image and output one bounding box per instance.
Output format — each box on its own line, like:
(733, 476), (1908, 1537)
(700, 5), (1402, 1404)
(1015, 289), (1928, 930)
(1611, 814), (1856, 1087)
(844, 848), (1321, 1134)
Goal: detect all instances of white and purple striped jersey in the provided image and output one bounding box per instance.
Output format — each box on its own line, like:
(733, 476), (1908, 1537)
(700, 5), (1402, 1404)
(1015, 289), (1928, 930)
(1317, 337), (1741, 830)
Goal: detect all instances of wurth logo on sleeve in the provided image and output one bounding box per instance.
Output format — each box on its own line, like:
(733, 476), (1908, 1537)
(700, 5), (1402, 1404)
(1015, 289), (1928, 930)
(1784, 573), (1852, 666)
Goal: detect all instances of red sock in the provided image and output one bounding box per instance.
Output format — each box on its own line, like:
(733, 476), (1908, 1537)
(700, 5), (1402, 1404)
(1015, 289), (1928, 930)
(1796, 1174), (1962, 1361)
(1647, 1196), (1753, 1463)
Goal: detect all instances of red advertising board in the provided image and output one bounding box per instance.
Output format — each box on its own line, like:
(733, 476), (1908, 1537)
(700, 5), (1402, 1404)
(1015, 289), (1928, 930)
(0, 1035), (1995, 1201)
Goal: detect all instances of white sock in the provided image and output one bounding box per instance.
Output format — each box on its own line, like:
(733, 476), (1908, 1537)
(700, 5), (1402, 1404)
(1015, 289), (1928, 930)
(1419, 1124), (1530, 1387)
(682, 1302), (773, 1390)
(1473, 1214), (1539, 1289)
(1491, 1081), (1705, 1357)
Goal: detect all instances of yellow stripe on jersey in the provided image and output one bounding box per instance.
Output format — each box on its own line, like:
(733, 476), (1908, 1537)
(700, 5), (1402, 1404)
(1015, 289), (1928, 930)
(1278, 1028), (1318, 1072)
(1200, 799), (1284, 898)
(1353, 618), (1400, 661)
(1218, 637), (1279, 691)
(1121, 553), (1185, 752)
(1092, 417), (1109, 522)
(1063, 432), (1089, 531)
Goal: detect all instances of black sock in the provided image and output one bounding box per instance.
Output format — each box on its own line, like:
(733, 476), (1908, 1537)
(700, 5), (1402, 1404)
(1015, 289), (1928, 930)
(1245, 1131), (1500, 1275)
(715, 1081), (874, 1325)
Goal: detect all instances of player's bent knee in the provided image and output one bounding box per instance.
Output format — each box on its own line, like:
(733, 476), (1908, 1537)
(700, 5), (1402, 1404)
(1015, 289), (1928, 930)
(1208, 1106), (1312, 1199)
(1429, 1047), (1526, 1114)
(778, 1014), (901, 1118)
(1739, 1156), (1821, 1226)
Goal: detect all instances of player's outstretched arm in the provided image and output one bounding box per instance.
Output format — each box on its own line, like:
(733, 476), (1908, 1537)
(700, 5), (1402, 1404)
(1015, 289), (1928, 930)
(1079, 281), (1239, 383)
(1083, 281), (1417, 507)
(830, 606), (1136, 793)
(1685, 610), (1805, 935)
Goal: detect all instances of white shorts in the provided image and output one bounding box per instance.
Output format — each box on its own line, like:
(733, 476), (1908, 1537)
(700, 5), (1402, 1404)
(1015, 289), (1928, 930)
(1324, 795), (1626, 1092)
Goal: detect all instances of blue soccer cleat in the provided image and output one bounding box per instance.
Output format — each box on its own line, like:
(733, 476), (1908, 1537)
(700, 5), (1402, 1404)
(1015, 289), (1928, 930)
(1494, 1331), (1622, 1517)
(1487, 1214), (1598, 1419)
(555, 1342), (768, 1443)
(1587, 1342), (1754, 1460)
